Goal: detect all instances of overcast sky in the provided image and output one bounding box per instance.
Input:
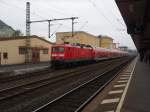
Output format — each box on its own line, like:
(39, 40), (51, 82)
(0, 0), (136, 49)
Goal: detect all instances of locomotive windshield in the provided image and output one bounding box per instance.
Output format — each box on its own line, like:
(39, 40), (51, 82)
(52, 47), (64, 53)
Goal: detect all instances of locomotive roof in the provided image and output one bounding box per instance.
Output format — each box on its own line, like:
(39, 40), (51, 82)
(52, 44), (92, 49)
(52, 44), (128, 53)
(93, 46), (127, 53)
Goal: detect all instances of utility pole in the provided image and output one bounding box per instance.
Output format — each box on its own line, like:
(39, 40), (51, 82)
(26, 2), (31, 63)
(48, 20), (51, 38)
(71, 17), (77, 37)
(26, 2), (30, 36)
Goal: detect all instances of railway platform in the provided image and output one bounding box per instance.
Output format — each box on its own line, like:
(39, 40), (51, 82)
(121, 59), (150, 112)
(81, 57), (150, 112)
(0, 62), (50, 75)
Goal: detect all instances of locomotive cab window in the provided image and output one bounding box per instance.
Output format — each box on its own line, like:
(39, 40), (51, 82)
(52, 47), (64, 52)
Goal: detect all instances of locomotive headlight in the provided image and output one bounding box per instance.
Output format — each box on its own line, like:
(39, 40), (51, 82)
(52, 54), (57, 56)
(59, 54), (64, 57)
(52, 54), (64, 57)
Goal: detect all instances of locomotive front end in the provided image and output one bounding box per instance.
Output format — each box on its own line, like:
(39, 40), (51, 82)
(51, 45), (65, 68)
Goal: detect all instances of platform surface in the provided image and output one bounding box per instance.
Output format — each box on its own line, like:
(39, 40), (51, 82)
(121, 60), (150, 112)
(81, 58), (150, 112)
(0, 62), (50, 73)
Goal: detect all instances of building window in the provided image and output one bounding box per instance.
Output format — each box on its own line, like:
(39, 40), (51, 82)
(3, 52), (8, 59)
(43, 49), (48, 54)
(19, 48), (27, 54)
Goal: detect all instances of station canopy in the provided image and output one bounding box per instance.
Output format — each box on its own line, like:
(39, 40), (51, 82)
(115, 0), (150, 51)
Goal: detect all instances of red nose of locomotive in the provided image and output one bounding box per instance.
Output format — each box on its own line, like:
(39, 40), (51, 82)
(51, 46), (64, 60)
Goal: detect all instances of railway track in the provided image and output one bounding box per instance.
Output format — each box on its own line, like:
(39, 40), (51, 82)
(0, 58), (122, 102)
(0, 58), (112, 83)
(0, 57), (124, 83)
(0, 68), (54, 83)
(0, 57), (132, 112)
(0, 67), (95, 101)
(33, 58), (131, 112)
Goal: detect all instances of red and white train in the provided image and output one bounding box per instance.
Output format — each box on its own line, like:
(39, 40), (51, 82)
(51, 44), (128, 68)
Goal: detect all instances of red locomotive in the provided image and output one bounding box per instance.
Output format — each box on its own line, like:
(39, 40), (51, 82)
(51, 44), (128, 68)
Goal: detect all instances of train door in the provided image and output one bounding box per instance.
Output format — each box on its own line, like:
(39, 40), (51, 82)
(32, 49), (40, 63)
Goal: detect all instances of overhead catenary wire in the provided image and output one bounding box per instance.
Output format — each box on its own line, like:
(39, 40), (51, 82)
(88, 0), (128, 42)
(99, 0), (126, 27)
(88, 0), (127, 37)
(88, 0), (121, 30)
(36, 3), (74, 17)
(0, 0), (45, 19)
(78, 21), (88, 31)
(72, 21), (88, 37)
(50, 24), (63, 37)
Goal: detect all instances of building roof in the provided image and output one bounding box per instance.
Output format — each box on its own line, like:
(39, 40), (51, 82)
(98, 35), (113, 40)
(56, 31), (98, 39)
(0, 35), (54, 44)
(102, 36), (113, 40)
(56, 31), (114, 40)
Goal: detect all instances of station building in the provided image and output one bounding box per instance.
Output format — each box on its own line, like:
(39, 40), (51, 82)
(56, 31), (100, 47)
(0, 35), (53, 65)
(56, 31), (116, 48)
(98, 35), (116, 49)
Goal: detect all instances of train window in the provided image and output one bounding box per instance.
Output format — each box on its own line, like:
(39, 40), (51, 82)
(52, 47), (64, 52)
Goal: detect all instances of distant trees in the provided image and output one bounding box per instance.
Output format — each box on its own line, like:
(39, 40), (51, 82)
(0, 20), (24, 37)
(12, 30), (23, 37)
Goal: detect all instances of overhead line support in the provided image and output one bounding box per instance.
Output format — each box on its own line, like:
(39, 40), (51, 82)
(30, 17), (78, 38)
